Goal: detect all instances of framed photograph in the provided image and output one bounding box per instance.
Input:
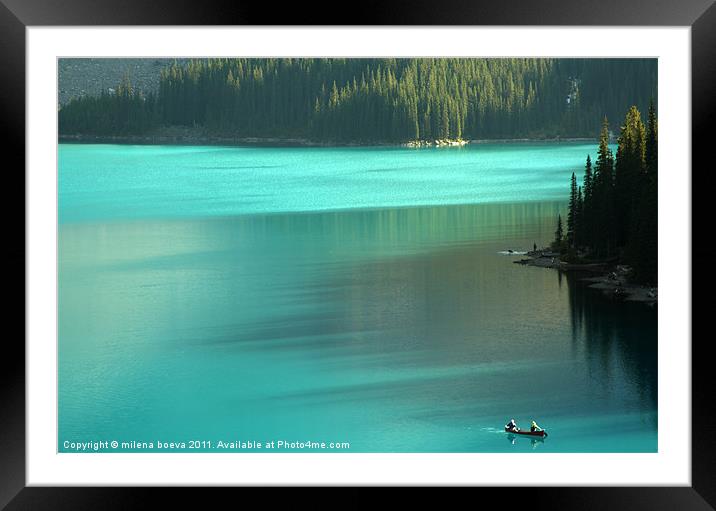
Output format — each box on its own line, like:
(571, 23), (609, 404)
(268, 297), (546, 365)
(5, 0), (713, 506)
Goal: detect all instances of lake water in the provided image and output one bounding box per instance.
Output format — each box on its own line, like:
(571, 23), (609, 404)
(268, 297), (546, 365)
(58, 142), (657, 453)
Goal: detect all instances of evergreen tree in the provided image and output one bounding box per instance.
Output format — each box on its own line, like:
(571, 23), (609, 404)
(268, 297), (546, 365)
(614, 105), (646, 248)
(583, 154), (592, 200)
(575, 186), (584, 249)
(592, 117), (615, 257)
(581, 154), (593, 249)
(553, 214), (564, 251)
(645, 98), (658, 176)
(567, 172), (578, 248)
(628, 99), (658, 283)
(564, 105), (657, 284)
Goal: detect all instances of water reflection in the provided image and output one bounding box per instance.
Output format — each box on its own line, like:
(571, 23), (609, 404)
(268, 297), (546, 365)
(506, 433), (546, 450)
(565, 271), (658, 409)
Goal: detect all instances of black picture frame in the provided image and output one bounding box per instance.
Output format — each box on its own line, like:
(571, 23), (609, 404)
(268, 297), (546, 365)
(3, 0), (713, 507)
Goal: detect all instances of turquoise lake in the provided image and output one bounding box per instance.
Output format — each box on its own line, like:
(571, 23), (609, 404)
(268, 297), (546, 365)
(58, 142), (657, 453)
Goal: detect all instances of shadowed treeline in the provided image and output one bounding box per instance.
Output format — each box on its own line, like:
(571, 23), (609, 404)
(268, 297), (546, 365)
(59, 58), (657, 142)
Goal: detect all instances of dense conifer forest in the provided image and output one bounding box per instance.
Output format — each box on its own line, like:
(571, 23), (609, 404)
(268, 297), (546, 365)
(553, 102), (658, 284)
(58, 58), (656, 142)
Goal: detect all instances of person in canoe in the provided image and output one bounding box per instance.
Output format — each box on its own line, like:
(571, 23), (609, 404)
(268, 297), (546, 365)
(530, 420), (543, 433)
(505, 419), (519, 432)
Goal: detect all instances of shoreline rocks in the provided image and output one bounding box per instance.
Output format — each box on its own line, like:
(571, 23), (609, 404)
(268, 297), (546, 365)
(403, 138), (469, 148)
(581, 274), (657, 306)
(59, 133), (597, 149)
(471, 137), (595, 144)
(61, 131), (475, 149)
(59, 133), (395, 148)
(514, 251), (656, 306)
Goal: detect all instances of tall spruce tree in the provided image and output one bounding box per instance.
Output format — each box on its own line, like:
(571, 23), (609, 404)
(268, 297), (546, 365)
(614, 106), (646, 248)
(581, 155), (593, 249)
(645, 98), (658, 176)
(553, 214), (564, 251)
(628, 100), (658, 283)
(567, 172), (578, 248)
(575, 186), (584, 249)
(592, 117), (615, 257)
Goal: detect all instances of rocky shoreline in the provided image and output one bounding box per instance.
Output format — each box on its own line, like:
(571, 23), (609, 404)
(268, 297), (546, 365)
(59, 132), (375, 148)
(62, 127), (476, 148)
(513, 250), (657, 306)
(403, 138), (469, 148)
(60, 133), (474, 149)
(59, 131), (593, 149)
(471, 137), (595, 144)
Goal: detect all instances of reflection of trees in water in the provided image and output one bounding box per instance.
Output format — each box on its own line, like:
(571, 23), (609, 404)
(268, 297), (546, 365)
(565, 271), (657, 408)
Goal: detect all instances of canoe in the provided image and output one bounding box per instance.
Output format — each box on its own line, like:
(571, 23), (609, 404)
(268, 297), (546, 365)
(505, 427), (548, 437)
